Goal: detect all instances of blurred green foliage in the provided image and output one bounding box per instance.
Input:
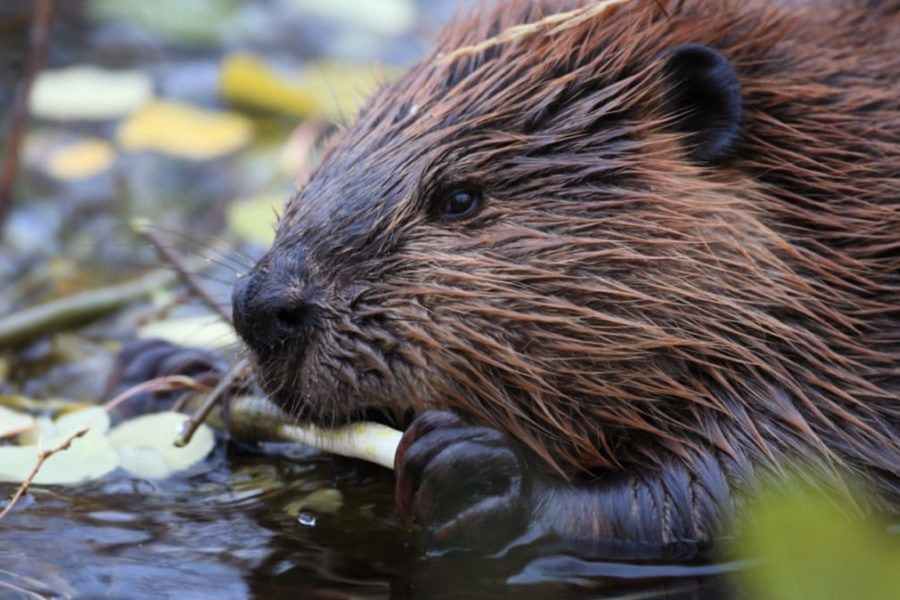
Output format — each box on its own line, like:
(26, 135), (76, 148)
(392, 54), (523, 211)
(88, 0), (239, 45)
(735, 478), (900, 600)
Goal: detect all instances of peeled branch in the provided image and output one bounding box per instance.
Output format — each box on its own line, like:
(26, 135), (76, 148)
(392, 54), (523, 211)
(228, 396), (402, 470)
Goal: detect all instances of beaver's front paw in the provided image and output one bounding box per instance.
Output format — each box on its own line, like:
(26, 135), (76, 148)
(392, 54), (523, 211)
(394, 410), (530, 553)
(110, 338), (225, 390)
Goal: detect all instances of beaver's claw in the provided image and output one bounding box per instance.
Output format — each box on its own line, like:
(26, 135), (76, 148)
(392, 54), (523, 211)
(105, 340), (228, 420)
(394, 410), (531, 553)
(110, 338), (226, 390)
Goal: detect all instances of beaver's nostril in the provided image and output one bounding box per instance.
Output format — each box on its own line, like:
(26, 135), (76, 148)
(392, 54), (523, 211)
(276, 304), (311, 329)
(232, 267), (319, 355)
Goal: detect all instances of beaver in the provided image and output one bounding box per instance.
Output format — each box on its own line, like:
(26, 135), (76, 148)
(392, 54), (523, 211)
(227, 0), (900, 557)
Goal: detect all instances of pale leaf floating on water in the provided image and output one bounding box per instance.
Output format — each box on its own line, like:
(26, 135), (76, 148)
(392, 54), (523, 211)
(29, 65), (154, 121)
(290, 0), (416, 36)
(108, 411), (215, 479)
(88, 0), (239, 45)
(139, 314), (238, 351)
(0, 407), (118, 485)
(219, 53), (395, 121)
(117, 100), (253, 160)
(0, 407), (36, 440)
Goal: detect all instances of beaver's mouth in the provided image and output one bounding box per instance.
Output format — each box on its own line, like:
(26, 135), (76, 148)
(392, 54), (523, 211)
(357, 406), (415, 430)
(257, 362), (415, 432)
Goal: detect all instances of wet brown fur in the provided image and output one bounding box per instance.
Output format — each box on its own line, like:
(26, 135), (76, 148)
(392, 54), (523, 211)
(256, 0), (900, 511)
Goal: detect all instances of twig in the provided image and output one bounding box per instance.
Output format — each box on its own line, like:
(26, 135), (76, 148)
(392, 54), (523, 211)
(0, 567), (64, 598)
(0, 269), (176, 348)
(0, 0), (55, 236)
(437, 0), (632, 64)
(0, 578), (49, 600)
(174, 359), (248, 447)
(0, 375), (209, 522)
(0, 433), (85, 522)
(135, 223), (233, 324)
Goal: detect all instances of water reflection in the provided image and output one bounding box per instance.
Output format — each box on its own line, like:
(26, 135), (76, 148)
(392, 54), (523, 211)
(0, 446), (741, 599)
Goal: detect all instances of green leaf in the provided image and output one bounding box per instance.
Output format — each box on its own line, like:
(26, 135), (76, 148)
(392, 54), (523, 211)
(737, 482), (900, 600)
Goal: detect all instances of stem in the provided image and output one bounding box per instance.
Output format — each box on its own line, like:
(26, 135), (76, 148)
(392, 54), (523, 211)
(228, 396), (402, 470)
(0, 269), (176, 348)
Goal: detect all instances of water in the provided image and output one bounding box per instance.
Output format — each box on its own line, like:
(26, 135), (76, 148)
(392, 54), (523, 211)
(0, 442), (741, 599)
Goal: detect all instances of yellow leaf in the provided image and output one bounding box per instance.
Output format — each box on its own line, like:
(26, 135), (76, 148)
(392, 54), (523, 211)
(118, 100), (253, 160)
(45, 138), (116, 180)
(108, 411), (215, 479)
(30, 65), (154, 121)
(227, 192), (287, 246)
(284, 488), (343, 517)
(220, 53), (393, 121)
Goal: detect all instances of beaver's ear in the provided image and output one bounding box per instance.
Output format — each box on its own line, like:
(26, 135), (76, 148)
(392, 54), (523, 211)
(663, 44), (741, 163)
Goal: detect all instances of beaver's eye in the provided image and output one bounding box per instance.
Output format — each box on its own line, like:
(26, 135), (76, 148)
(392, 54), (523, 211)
(435, 189), (482, 221)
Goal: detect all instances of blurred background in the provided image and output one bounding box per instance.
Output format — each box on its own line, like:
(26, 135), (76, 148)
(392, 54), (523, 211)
(0, 0), (470, 401)
(0, 2), (897, 599)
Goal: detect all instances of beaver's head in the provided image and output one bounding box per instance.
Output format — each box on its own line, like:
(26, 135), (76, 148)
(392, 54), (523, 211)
(232, 0), (899, 476)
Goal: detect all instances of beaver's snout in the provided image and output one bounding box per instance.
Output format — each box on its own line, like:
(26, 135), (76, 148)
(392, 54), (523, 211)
(232, 263), (320, 358)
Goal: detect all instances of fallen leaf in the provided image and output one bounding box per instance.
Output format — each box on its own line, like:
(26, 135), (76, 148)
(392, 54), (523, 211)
(0, 407), (118, 485)
(139, 314), (238, 350)
(0, 407), (35, 440)
(220, 53), (393, 121)
(284, 488), (343, 517)
(226, 192), (286, 246)
(88, 0), (238, 45)
(108, 411), (215, 479)
(290, 0), (415, 36)
(16, 416), (53, 446)
(45, 138), (116, 180)
(118, 100), (253, 160)
(29, 65), (153, 121)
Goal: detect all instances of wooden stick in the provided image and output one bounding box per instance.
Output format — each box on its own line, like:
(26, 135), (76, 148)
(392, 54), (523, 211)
(228, 396), (402, 470)
(0, 269), (175, 348)
(174, 359), (248, 447)
(0, 0), (55, 235)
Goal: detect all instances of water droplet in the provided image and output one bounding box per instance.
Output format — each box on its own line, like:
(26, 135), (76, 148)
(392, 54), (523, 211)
(297, 511), (317, 527)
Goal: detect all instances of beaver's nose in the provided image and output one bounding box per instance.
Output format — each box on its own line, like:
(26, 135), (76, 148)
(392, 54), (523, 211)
(231, 269), (318, 356)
